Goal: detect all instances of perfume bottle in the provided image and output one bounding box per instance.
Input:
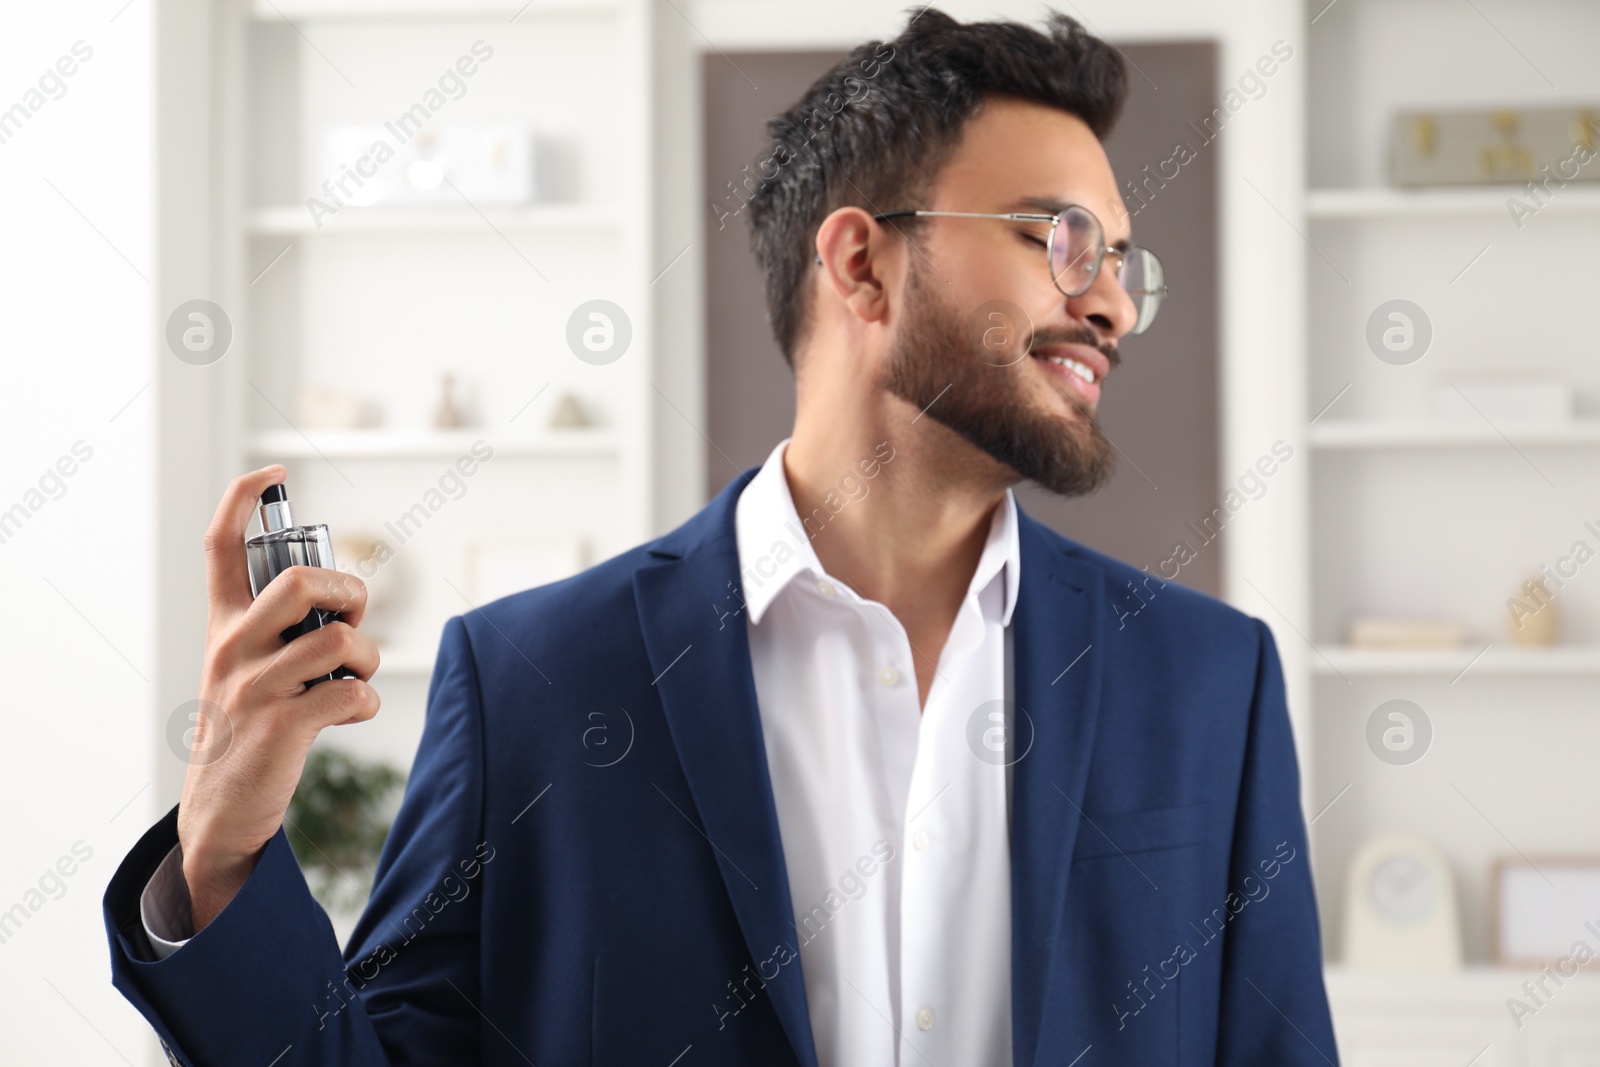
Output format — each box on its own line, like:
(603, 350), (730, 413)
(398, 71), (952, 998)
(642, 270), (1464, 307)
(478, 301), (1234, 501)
(244, 483), (358, 688)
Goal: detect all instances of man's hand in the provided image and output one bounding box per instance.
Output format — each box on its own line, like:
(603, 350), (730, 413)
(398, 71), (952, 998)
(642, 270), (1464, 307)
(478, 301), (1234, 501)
(177, 465), (382, 932)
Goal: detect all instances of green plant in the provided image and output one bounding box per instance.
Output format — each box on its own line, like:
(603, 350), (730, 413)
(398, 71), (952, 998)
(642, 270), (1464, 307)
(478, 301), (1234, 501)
(286, 747), (406, 913)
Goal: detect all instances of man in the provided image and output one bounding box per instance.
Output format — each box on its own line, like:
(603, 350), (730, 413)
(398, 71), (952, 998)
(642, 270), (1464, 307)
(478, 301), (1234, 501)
(104, 8), (1338, 1066)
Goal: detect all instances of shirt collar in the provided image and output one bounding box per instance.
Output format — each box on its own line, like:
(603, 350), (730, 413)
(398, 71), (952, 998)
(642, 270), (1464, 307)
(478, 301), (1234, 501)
(733, 438), (1020, 627)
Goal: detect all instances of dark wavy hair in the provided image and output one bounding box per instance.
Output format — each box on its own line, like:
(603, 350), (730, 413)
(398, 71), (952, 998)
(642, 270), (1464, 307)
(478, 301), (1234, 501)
(742, 7), (1129, 366)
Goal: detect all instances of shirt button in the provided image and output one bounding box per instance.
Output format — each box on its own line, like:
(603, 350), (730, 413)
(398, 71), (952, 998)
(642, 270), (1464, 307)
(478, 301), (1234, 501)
(912, 829), (929, 852)
(878, 665), (900, 686)
(815, 580), (835, 598)
(916, 1007), (935, 1031)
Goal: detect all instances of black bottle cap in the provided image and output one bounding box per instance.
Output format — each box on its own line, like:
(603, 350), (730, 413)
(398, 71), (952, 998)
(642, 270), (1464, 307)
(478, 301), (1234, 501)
(260, 484), (288, 506)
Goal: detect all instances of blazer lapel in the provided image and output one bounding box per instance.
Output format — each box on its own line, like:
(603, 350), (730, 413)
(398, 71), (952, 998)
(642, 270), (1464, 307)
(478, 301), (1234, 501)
(1009, 509), (1108, 1067)
(632, 472), (821, 1067)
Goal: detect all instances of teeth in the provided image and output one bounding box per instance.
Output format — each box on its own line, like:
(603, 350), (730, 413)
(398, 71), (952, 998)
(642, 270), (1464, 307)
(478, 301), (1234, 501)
(1045, 354), (1096, 384)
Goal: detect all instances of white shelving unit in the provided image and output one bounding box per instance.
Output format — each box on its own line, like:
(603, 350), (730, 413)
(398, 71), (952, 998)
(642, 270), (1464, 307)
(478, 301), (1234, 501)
(207, 0), (666, 775)
(1305, 0), (1600, 1056)
(1327, 966), (1600, 1065)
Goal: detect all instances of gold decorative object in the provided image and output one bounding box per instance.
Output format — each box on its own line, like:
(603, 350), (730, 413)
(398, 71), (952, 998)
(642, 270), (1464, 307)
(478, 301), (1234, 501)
(1480, 110), (1532, 180)
(1507, 572), (1561, 647)
(1575, 110), (1598, 153)
(1411, 115), (1437, 158)
(1389, 105), (1600, 187)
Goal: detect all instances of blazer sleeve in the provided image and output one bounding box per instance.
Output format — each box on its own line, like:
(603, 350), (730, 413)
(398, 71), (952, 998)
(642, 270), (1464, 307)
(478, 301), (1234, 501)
(102, 614), (487, 1066)
(1213, 619), (1341, 1066)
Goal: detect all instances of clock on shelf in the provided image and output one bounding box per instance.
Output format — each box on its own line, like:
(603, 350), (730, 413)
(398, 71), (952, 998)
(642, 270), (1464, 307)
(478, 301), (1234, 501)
(1343, 833), (1463, 970)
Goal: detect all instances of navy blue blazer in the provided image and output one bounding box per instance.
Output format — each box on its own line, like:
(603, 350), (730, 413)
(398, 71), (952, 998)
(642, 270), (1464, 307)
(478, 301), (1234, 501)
(104, 469), (1339, 1066)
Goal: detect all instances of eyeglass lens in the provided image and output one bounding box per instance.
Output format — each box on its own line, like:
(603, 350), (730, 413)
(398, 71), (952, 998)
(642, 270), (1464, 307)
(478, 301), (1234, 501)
(1050, 207), (1164, 335)
(1118, 248), (1164, 335)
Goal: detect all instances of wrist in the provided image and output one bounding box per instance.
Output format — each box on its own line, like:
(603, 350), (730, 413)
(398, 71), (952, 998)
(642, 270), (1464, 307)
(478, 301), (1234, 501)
(180, 843), (260, 932)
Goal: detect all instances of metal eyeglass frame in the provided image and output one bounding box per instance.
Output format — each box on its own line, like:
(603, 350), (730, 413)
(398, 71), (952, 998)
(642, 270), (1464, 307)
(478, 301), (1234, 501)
(867, 208), (1167, 332)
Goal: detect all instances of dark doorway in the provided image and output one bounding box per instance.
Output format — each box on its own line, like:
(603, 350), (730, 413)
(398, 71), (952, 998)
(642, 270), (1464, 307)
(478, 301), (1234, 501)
(701, 41), (1221, 596)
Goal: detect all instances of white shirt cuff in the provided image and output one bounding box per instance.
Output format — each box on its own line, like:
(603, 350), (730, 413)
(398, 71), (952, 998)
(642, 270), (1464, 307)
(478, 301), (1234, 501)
(139, 843), (194, 960)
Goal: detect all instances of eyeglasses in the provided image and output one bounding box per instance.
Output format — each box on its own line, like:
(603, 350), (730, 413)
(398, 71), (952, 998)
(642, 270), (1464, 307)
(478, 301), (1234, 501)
(870, 206), (1167, 335)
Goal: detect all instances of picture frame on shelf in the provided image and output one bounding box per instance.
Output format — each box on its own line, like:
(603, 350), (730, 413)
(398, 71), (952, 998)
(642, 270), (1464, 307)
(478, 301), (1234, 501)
(1492, 856), (1600, 968)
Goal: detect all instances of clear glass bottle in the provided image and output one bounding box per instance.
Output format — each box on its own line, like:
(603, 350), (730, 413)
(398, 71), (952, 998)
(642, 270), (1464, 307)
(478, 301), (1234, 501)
(244, 483), (357, 688)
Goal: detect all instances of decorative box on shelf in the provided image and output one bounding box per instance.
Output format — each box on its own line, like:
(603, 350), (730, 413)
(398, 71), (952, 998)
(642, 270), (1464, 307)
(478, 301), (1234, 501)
(1389, 106), (1600, 188)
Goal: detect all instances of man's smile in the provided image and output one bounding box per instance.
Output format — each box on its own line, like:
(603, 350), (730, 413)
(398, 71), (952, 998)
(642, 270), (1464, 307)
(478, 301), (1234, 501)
(1029, 340), (1111, 406)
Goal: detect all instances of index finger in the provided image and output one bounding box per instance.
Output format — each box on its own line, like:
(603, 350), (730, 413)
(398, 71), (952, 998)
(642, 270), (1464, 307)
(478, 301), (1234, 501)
(204, 465), (287, 619)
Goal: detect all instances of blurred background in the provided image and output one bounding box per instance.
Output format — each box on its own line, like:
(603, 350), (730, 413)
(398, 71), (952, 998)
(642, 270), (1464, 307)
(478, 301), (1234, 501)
(3, 0), (1599, 1062)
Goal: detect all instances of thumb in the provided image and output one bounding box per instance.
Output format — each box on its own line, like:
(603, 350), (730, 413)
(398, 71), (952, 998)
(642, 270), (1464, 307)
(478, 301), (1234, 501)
(204, 465), (287, 620)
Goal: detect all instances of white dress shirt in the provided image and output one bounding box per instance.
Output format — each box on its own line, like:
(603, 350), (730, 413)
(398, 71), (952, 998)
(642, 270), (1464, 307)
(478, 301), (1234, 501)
(737, 438), (1016, 1067)
(143, 437), (1019, 1067)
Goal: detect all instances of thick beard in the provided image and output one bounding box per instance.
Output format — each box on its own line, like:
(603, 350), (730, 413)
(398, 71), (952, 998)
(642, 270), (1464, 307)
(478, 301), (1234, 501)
(881, 262), (1115, 497)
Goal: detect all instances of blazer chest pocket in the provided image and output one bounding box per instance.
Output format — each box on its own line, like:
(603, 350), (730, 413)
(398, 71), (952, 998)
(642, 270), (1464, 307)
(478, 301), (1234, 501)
(1071, 801), (1208, 861)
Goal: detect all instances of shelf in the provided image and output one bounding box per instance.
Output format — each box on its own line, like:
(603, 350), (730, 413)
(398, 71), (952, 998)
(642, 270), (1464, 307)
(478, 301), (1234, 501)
(1312, 646), (1600, 677)
(1309, 185), (1600, 219)
(1325, 963), (1600, 1005)
(1311, 420), (1600, 449)
(247, 204), (623, 236)
(250, 0), (618, 20)
(376, 647), (436, 676)
(246, 428), (618, 459)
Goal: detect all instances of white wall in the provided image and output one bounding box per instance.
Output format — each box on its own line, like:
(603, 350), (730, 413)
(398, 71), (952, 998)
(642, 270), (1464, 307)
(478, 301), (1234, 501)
(0, 3), (161, 1062)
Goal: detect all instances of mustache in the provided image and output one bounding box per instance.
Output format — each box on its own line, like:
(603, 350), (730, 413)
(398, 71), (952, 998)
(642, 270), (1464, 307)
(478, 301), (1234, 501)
(1029, 326), (1120, 370)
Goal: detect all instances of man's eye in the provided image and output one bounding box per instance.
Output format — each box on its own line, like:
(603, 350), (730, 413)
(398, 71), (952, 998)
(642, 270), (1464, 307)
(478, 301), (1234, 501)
(1020, 233), (1048, 248)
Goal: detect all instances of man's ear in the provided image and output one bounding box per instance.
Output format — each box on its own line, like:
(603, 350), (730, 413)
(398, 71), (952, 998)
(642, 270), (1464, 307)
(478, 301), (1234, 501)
(815, 206), (899, 328)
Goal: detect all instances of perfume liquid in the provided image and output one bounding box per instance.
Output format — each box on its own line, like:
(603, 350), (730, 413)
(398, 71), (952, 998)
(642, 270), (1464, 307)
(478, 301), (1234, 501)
(244, 483), (358, 688)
